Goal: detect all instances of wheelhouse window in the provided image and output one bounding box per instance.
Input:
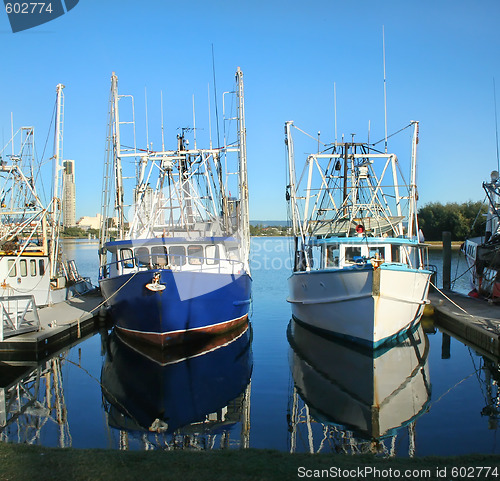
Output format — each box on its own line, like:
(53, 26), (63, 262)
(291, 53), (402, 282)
(369, 246), (386, 260)
(170, 246), (186, 266)
(30, 259), (37, 276)
(39, 259), (45, 276)
(8, 259), (16, 277)
(205, 245), (219, 265)
(391, 245), (400, 263)
(188, 245), (204, 265)
(135, 247), (150, 267)
(151, 246), (168, 267)
(326, 245), (339, 268)
(19, 259), (27, 277)
(345, 246), (362, 263)
(120, 248), (134, 268)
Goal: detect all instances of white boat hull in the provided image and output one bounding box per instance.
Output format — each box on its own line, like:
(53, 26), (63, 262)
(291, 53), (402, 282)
(287, 264), (431, 348)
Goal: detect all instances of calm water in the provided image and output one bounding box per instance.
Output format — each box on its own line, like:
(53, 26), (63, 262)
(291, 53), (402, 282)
(1, 238), (499, 456)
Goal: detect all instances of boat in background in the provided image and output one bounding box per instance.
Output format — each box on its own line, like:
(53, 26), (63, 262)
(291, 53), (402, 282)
(98, 69), (251, 347)
(285, 120), (432, 348)
(101, 322), (252, 449)
(0, 85), (93, 339)
(463, 171), (500, 300)
(287, 319), (431, 454)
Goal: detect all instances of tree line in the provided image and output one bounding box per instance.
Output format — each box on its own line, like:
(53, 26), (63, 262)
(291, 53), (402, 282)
(417, 201), (487, 241)
(61, 202), (488, 241)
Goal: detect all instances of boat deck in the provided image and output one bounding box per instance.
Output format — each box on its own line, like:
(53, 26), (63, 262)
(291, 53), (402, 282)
(429, 290), (500, 360)
(0, 289), (107, 362)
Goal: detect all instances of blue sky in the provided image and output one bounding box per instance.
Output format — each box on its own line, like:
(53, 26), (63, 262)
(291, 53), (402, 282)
(1, 0), (499, 220)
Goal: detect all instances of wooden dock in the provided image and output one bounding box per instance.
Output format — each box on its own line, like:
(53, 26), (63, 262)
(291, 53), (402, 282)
(0, 289), (107, 362)
(429, 289), (500, 360)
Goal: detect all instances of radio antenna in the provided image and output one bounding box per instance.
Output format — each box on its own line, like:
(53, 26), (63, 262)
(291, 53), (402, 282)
(334, 82), (338, 147)
(494, 77), (499, 172)
(160, 91), (165, 151)
(192, 94), (197, 150)
(145, 87), (150, 151)
(208, 83), (213, 149)
(211, 44), (221, 149)
(383, 25), (388, 153)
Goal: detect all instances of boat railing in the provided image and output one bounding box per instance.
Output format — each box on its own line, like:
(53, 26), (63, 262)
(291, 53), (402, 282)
(0, 294), (40, 341)
(99, 253), (245, 279)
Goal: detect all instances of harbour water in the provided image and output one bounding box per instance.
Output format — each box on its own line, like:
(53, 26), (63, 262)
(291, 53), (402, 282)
(1, 237), (498, 457)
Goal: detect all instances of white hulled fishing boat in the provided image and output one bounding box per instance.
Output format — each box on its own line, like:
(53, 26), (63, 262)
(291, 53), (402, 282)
(0, 85), (93, 339)
(285, 120), (432, 348)
(462, 171), (500, 300)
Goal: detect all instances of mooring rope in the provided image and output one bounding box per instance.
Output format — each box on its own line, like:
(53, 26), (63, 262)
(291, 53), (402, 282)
(430, 281), (480, 322)
(74, 269), (142, 337)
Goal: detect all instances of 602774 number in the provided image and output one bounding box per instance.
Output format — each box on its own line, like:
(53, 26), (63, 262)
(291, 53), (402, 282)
(451, 466), (499, 478)
(5, 3), (53, 14)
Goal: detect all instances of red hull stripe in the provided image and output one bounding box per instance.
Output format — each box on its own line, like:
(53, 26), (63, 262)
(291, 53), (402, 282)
(116, 314), (248, 347)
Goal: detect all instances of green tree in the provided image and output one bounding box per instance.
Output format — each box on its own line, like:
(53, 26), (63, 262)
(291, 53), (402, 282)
(62, 226), (87, 238)
(418, 201), (487, 241)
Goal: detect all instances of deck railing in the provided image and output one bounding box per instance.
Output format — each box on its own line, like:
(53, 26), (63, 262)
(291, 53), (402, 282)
(0, 295), (40, 341)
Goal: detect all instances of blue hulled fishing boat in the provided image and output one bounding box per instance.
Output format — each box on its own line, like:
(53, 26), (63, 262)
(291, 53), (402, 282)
(98, 69), (251, 347)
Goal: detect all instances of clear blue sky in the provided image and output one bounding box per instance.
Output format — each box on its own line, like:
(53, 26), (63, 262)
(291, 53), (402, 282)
(1, 0), (499, 220)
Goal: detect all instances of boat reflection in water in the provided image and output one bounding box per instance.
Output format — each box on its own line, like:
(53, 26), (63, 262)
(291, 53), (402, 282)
(0, 353), (72, 447)
(101, 321), (253, 450)
(287, 319), (431, 456)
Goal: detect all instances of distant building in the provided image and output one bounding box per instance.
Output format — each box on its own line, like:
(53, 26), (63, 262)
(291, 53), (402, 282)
(62, 159), (76, 227)
(77, 213), (102, 230)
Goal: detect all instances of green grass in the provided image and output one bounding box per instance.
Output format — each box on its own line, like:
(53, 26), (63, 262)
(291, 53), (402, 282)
(1, 443), (500, 481)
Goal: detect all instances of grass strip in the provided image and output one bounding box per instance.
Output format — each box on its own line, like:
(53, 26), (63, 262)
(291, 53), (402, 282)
(1, 443), (500, 481)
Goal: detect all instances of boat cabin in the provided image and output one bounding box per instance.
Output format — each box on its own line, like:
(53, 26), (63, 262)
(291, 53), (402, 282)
(305, 237), (428, 271)
(0, 252), (51, 304)
(101, 237), (244, 278)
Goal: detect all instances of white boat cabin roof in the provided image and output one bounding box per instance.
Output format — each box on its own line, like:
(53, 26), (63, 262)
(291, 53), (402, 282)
(309, 236), (426, 247)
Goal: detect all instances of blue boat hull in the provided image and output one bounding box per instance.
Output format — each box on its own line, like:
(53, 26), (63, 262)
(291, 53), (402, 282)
(99, 269), (252, 346)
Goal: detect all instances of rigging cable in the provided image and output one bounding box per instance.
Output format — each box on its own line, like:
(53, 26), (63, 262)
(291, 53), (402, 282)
(372, 122), (413, 147)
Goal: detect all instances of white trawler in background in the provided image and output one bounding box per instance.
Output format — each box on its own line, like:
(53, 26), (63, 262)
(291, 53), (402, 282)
(0, 84), (93, 339)
(285, 120), (432, 348)
(462, 170), (500, 300)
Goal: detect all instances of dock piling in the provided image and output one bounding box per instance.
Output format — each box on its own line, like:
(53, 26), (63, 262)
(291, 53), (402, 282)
(442, 231), (451, 290)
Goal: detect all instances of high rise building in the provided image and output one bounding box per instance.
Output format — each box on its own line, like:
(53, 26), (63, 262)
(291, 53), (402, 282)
(62, 159), (76, 227)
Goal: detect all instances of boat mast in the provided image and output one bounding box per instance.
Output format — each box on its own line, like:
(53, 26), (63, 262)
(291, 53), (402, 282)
(236, 67), (250, 260)
(111, 73), (125, 239)
(408, 120), (419, 239)
(113, 74), (126, 238)
(178, 133), (194, 227)
(49, 83), (65, 279)
(285, 121), (311, 270)
(285, 121), (298, 237)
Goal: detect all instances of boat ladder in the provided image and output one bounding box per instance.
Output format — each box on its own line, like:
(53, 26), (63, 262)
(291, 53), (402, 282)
(0, 295), (40, 341)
